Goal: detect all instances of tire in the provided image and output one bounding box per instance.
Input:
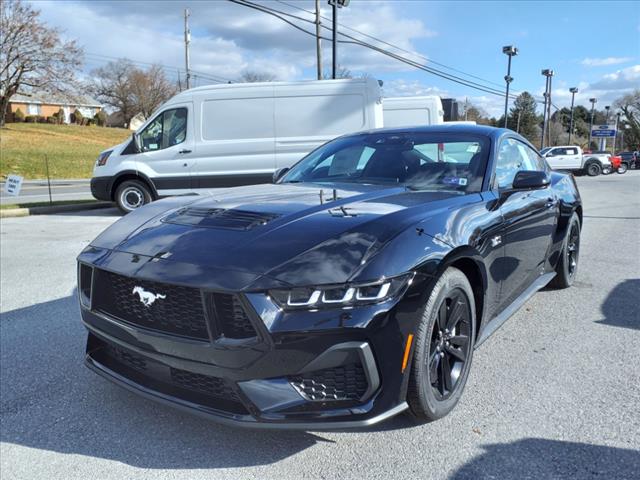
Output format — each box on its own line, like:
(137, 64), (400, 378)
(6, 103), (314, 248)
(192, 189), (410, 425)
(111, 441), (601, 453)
(585, 162), (601, 177)
(407, 267), (476, 422)
(617, 163), (628, 174)
(602, 165), (612, 175)
(114, 180), (152, 214)
(549, 212), (581, 289)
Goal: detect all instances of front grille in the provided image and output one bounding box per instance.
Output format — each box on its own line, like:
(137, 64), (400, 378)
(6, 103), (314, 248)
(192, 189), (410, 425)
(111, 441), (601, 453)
(163, 207), (280, 231)
(170, 368), (241, 402)
(105, 343), (148, 371)
(93, 270), (209, 341)
(290, 363), (368, 401)
(211, 294), (257, 339)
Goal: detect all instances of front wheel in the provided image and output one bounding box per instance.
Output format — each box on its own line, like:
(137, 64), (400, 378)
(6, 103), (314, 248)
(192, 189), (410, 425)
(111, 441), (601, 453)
(115, 180), (153, 214)
(549, 212), (581, 289)
(407, 267), (476, 423)
(617, 163), (628, 174)
(602, 165), (612, 175)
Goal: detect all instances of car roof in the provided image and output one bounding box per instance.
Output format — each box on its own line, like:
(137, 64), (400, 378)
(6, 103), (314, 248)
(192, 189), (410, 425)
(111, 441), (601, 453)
(357, 124), (511, 141)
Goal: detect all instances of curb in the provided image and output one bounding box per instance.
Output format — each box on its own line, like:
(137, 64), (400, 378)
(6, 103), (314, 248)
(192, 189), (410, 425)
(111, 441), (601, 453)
(0, 202), (113, 218)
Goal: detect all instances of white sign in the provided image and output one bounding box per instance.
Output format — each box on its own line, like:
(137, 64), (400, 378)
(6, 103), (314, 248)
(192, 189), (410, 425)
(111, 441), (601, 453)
(4, 174), (24, 196)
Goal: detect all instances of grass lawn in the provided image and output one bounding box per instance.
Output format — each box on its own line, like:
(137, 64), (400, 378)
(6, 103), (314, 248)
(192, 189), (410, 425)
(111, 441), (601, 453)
(0, 199), (100, 210)
(0, 123), (131, 179)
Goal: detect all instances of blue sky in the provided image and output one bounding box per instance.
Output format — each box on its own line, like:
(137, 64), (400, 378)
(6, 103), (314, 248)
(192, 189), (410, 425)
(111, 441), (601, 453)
(36, 0), (640, 116)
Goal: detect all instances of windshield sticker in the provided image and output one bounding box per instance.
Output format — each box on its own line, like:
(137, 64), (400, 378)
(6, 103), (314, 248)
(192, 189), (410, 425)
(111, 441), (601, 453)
(442, 176), (468, 186)
(466, 144), (480, 153)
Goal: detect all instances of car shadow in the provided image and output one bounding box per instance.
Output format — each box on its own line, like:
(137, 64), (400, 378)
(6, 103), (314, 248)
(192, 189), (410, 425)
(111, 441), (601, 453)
(596, 279), (640, 331)
(51, 206), (122, 217)
(450, 438), (640, 479)
(0, 293), (417, 470)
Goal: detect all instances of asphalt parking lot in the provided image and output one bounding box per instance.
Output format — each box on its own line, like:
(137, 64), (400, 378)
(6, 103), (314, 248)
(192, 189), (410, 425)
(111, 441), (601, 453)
(1, 172), (639, 480)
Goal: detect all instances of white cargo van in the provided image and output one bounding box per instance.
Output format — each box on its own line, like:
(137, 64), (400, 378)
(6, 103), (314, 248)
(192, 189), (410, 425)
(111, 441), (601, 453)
(382, 96), (443, 128)
(91, 78), (383, 212)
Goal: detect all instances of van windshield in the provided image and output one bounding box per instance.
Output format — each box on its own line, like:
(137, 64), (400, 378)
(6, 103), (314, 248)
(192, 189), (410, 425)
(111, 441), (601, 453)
(281, 132), (490, 193)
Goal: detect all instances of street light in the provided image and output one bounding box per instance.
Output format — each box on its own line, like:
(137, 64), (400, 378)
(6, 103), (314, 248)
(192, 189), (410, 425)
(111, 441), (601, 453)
(502, 45), (518, 128)
(540, 69), (554, 149)
(328, 0), (350, 79)
(568, 87), (578, 144)
(603, 105), (611, 151)
(588, 97), (597, 149)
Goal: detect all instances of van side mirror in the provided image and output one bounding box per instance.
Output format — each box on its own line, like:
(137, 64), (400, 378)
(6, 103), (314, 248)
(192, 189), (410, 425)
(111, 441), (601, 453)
(273, 167), (289, 183)
(512, 170), (550, 190)
(132, 133), (142, 153)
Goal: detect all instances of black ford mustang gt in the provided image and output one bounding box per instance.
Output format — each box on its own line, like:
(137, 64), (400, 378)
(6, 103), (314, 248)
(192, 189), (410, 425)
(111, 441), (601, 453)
(77, 125), (582, 429)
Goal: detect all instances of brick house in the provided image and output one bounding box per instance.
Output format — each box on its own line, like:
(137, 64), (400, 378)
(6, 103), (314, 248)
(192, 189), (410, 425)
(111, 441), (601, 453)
(8, 92), (102, 123)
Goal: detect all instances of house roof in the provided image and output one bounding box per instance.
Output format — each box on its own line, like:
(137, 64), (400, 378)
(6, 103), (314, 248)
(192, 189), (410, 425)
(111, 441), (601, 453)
(9, 92), (102, 108)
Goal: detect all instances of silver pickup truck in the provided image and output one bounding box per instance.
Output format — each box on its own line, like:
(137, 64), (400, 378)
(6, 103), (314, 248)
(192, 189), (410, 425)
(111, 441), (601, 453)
(540, 146), (611, 176)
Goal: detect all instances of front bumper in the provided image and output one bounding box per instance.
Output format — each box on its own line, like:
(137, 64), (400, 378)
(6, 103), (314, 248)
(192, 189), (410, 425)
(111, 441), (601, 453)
(78, 257), (423, 428)
(90, 176), (113, 201)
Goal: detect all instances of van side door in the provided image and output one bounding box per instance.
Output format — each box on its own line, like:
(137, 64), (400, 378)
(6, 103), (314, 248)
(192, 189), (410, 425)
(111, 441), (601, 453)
(135, 103), (195, 196)
(193, 88), (276, 189)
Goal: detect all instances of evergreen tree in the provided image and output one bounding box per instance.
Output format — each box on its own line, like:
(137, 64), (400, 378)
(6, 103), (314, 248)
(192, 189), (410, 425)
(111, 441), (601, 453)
(508, 92), (540, 143)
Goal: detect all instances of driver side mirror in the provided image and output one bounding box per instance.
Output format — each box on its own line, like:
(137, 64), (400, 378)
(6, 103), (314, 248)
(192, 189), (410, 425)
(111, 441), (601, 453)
(512, 170), (550, 190)
(132, 133), (142, 153)
(273, 167), (289, 183)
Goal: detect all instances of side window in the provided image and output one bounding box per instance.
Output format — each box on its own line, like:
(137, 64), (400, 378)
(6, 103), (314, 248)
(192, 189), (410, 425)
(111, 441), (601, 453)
(566, 147), (578, 155)
(139, 108), (187, 152)
(494, 138), (539, 189)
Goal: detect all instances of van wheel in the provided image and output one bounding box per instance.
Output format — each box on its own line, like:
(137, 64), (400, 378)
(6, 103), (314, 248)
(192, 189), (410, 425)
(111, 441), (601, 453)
(585, 162), (601, 176)
(115, 180), (152, 214)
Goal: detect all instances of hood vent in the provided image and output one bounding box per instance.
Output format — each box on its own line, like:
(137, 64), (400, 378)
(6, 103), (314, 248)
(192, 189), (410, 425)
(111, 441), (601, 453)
(163, 207), (280, 231)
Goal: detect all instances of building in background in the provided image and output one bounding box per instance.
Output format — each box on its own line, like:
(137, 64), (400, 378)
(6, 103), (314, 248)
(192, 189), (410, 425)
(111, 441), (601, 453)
(441, 98), (460, 122)
(8, 93), (102, 123)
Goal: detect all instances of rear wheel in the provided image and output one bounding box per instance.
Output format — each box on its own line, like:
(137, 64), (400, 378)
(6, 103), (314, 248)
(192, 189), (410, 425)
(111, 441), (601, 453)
(407, 267), (475, 422)
(115, 180), (152, 214)
(617, 163), (628, 174)
(585, 162), (601, 176)
(602, 165), (612, 175)
(549, 212), (581, 289)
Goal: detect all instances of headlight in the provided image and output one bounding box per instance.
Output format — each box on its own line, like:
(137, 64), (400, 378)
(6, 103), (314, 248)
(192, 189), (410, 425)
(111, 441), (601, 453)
(268, 273), (414, 310)
(96, 150), (112, 166)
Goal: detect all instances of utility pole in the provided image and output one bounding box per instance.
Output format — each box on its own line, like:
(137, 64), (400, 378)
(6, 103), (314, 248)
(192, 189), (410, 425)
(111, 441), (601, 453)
(502, 45), (518, 128)
(328, 0), (349, 79)
(184, 8), (191, 89)
(516, 110), (521, 133)
(588, 97), (597, 149)
(315, 0), (322, 80)
(540, 69), (554, 149)
(568, 87), (578, 144)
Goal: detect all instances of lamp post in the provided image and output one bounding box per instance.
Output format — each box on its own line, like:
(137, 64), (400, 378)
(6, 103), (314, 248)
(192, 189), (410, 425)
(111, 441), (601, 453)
(613, 112), (621, 153)
(540, 69), (554, 149)
(502, 45), (518, 128)
(568, 87), (578, 144)
(328, 0), (350, 79)
(588, 97), (597, 149)
(603, 105), (611, 150)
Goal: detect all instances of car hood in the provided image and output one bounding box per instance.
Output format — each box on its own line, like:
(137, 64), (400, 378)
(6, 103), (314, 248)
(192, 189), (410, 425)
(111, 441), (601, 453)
(90, 182), (464, 287)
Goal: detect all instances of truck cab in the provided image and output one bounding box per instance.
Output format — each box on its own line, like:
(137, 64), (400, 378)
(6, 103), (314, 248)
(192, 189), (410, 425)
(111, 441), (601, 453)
(540, 146), (582, 170)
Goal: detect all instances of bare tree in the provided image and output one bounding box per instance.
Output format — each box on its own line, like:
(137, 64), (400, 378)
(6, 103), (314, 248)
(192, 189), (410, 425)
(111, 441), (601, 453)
(0, 0), (83, 126)
(614, 89), (640, 150)
(237, 70), (276, 83)
(129, 64), (177, 119)
(90, 60), (177, 126)
(322, 65), (353, 79)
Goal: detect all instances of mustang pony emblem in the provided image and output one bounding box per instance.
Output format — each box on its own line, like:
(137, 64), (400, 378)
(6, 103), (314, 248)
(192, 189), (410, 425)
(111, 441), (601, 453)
(132, 286), (166, 307)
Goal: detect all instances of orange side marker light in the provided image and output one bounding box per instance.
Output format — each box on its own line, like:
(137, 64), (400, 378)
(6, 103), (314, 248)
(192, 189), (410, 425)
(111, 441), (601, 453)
(401, 334), (414, 373)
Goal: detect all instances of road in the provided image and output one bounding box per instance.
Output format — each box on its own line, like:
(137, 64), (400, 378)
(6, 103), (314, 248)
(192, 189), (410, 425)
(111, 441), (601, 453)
(0, 179), (92, 205)
(1, 173), (639, 480)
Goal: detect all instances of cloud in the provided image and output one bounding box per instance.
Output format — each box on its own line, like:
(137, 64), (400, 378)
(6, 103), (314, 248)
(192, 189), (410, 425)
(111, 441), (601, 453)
(35, 0), (436, 82)
(581, 57), (633, 67)
(590, 65), (640, 90)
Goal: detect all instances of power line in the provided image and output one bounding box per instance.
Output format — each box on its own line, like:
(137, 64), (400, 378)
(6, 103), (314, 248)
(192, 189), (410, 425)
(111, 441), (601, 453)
(275, 0), (507, 90)
(228, 0), (521, 100)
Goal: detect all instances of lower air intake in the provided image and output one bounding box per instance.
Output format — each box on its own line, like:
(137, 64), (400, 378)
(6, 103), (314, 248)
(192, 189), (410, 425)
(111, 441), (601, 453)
(289, 363), (368, 402)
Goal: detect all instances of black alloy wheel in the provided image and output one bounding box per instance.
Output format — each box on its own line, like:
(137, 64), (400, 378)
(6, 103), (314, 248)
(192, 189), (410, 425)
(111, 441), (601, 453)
(428, 288), (472, 400)
(407, 267), (476, 422)
(550, 211), (581, 289)
(586, 162), (601, 176)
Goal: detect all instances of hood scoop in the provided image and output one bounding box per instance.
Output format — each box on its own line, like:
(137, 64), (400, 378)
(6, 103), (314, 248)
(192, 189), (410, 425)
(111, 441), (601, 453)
(163, 207), (280, 231)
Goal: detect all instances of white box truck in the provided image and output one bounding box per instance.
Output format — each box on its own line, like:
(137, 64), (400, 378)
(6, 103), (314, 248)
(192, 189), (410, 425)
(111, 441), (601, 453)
(90, 78), (383, 212)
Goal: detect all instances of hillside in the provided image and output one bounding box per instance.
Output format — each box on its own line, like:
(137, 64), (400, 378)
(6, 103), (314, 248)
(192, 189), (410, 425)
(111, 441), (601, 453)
(0, 123), (131, 179)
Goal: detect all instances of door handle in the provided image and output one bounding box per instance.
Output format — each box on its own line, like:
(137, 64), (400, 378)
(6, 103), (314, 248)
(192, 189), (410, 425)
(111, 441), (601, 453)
(545, 197), (557, 208)
(178, 149), (192, 154)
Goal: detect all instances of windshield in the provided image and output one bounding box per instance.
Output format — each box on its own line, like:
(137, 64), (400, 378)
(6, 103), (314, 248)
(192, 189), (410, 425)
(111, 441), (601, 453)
(281, 132), (490, 193)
